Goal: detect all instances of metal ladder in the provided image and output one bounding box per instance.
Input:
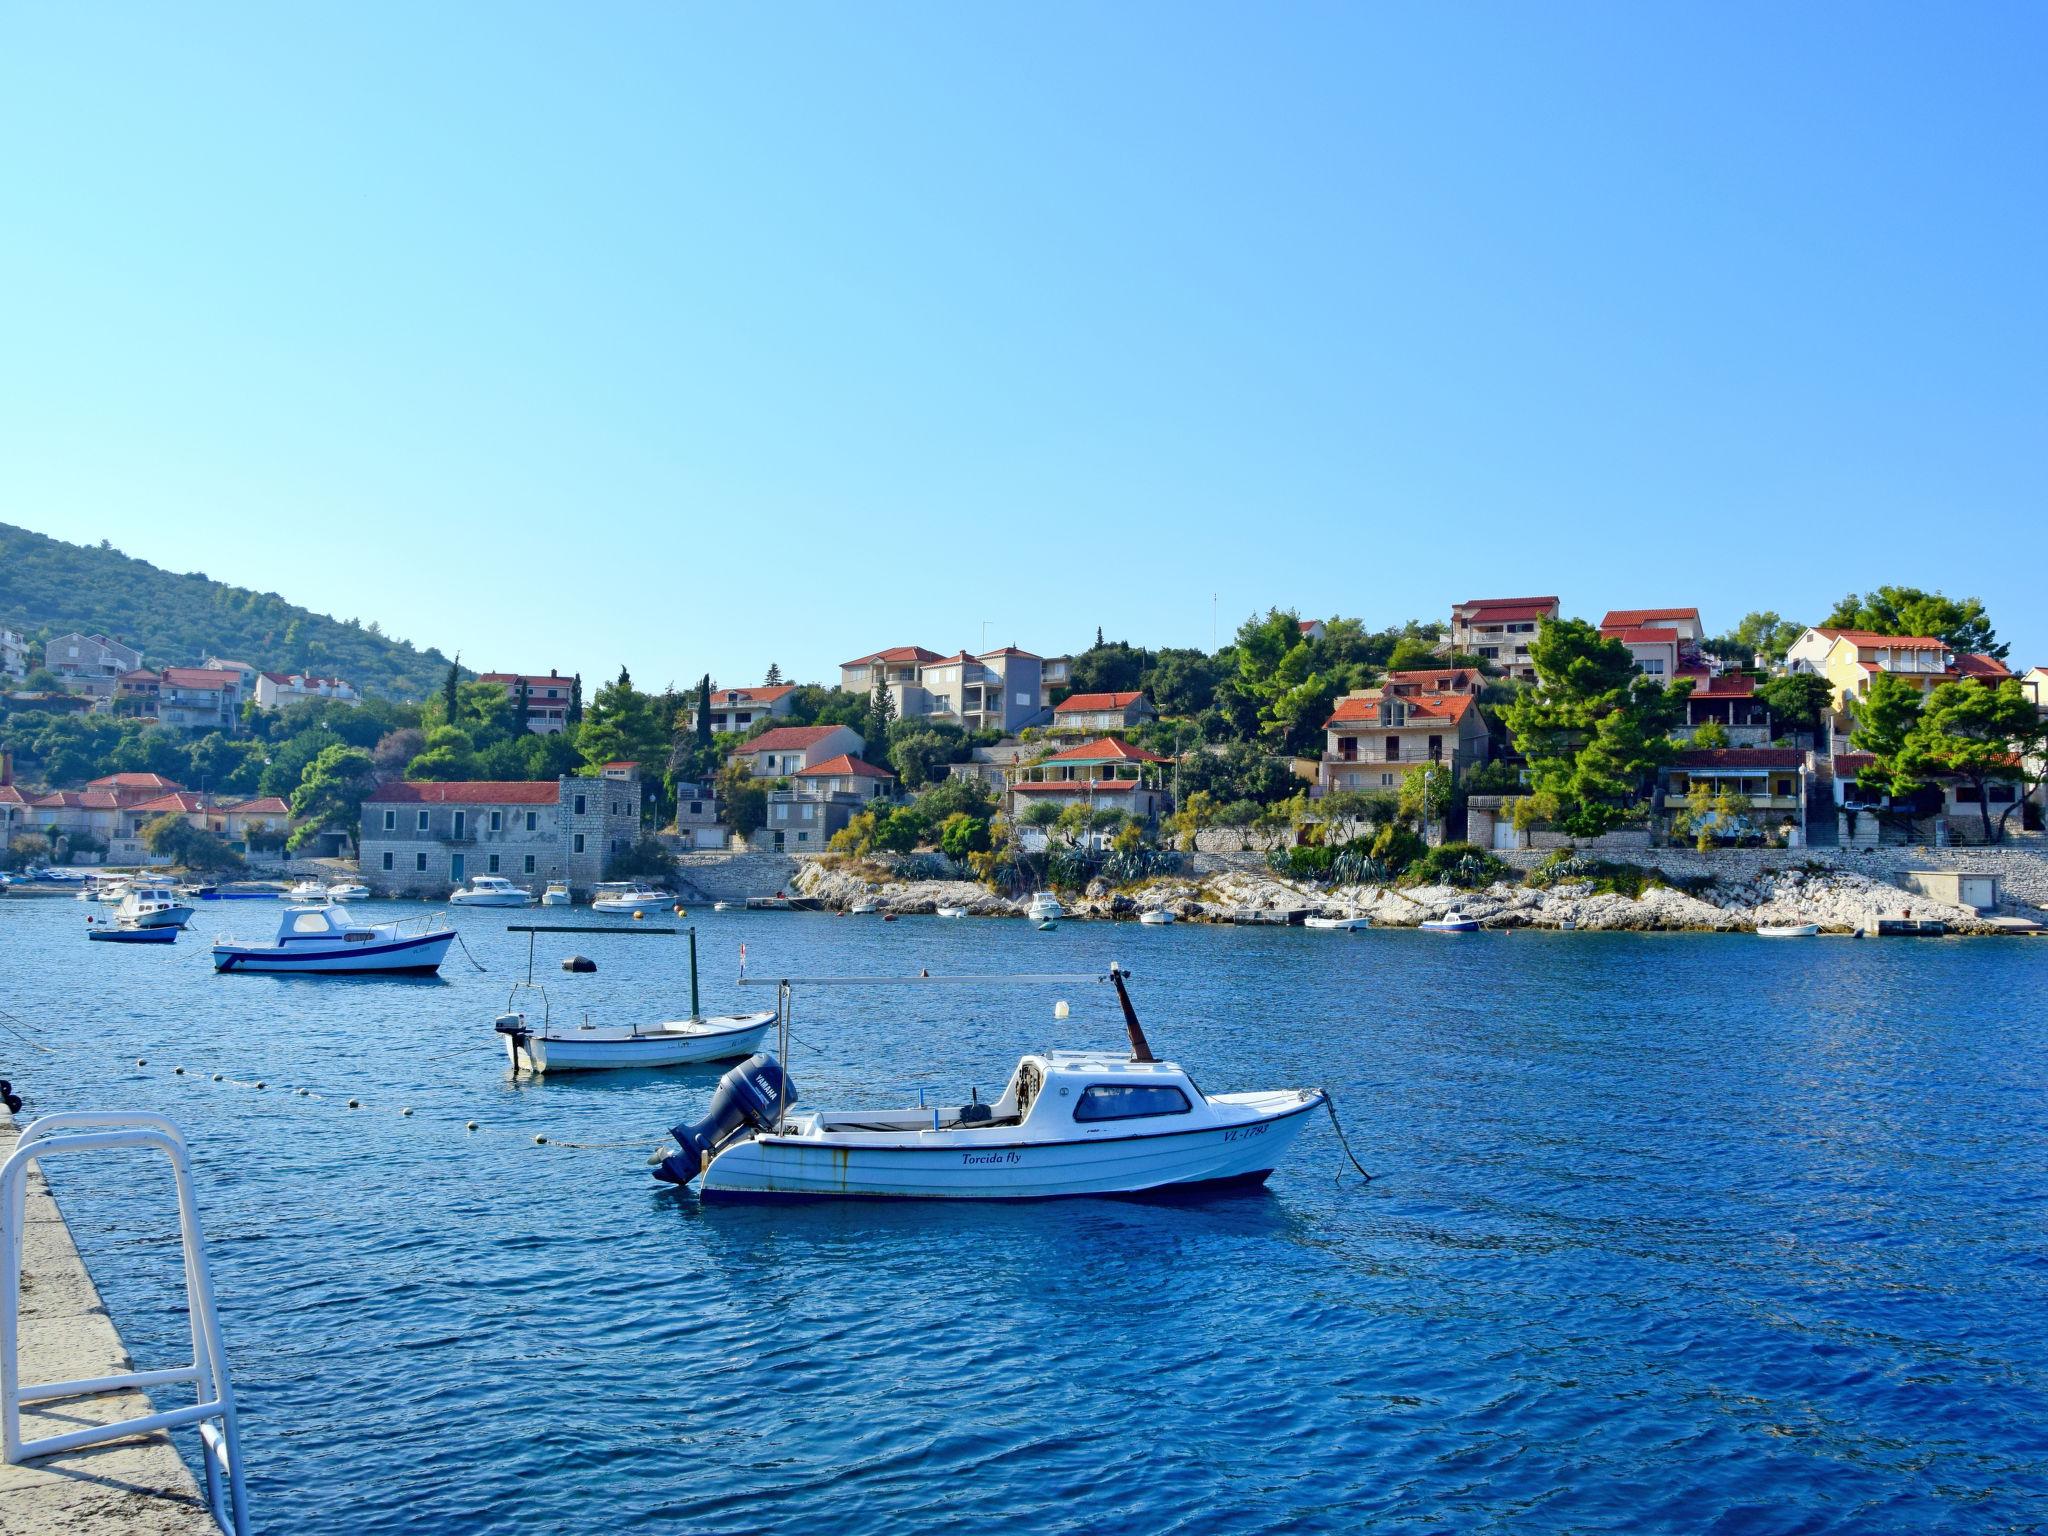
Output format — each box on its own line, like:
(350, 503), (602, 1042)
(1, 1111), (249, 1535)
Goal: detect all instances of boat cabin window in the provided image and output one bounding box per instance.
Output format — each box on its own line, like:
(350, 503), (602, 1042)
(289, 912), (334, 934)
(1072, 1084), (1191, 1122)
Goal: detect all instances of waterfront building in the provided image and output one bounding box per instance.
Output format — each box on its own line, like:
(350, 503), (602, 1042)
(757, 754), (898, 851)
(1009, 737), (1171, 822)
(1316, 681), (1490, 795)
(1050, 691), (1156, 735)
(1448, 596), (1558, 682)
(729, 724), (865, 778)
(478, 670), (576, 733)
(1660, 748), (1808, 846)
(690, 684), (797, 736)
(358, 768), (642, 895)
(42, 633), (142, 697)
(114, 792), (292, 859)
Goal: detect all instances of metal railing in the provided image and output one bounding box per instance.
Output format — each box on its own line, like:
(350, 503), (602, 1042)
(1, 1111), (248, 1535)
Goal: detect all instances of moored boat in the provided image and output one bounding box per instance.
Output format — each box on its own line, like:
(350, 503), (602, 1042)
(654, 966), (1330, 1201)
(591, 882), (675, 915)
(89, 923), (179, 945)
(496, 1009), (777, 1073)
(934, 905), (969, 919)
(115, 883), (195, 930)
(326, 882), (370, 902)
(1756, 922), (1819, 938)
(450, 875), (535, 907)
(1304, 914), (1369, 931)
(541, 881), (573, 907)
(1023, 892), (1064, 923)
(849, 899), (879, 915)
(1137, 909), (1176, 925)
(1419, 911), (1480, 933)
(212, 905), (455, 974)
(281, 879), (329, 901)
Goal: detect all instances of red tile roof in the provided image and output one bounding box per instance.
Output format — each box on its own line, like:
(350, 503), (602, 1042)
(1833, 753), (1875, 774)
(1012, 778), (1157, 794)
(1459, 596), (1559, 612)
(1053, 691), (1146, 714)
(221, 796), (289, 815)
(365, 780), (563, 805)
(0, 785), (27, 806)
(707, 684), (795, 706)
(1384, 668), (1482, 691)
(1458, 604), (1553, 624)
(739, 726), (854, 755)
(30, 790), (119, 810)
(1673, 749), (1804, 769)
(1601, 607), (1700, 629)
(1607, 627), (1679, 645)
(1831, 632), (1946, 650)
(1327, 692), (1476, 725)
(979, 646), (1040, 660)
(842, 646), (943, 667)
(1040, 737), (1170, 765)
(795, 753), (895, 780)
(479, 672), (574, 694)
(160, 668), (240, 689)
(129, 792), (212, 814)
(88, 773), (184, 790)
(1688, 672), (1757, 698)
(1953, 653), (2011, 679)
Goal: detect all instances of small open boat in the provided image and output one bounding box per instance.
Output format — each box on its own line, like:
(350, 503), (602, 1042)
(1137, 909), (1176, 925)
(89, 923), (179, 944)
(1757, 922), (1819, 938)
(1419, 911), (1480, 933)
(934, 905), (969, 919)
(654, 966), (1330, 1201)
(497, 1010), (777, 1073)
(451, 875), (535, 907)
(1304, 914), (1370, 932)
(213, 905), (455, 974)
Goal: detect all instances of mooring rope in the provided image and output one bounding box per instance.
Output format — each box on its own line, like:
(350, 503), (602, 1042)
(1319, 1088), (1375, 1184)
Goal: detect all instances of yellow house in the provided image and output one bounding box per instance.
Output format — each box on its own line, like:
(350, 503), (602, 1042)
(1819, 631), (2009, 712)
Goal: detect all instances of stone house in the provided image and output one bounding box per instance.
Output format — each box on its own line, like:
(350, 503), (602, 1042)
(671, 780), (724, 850)
(756, 754), (898, 852)
(43, 633), (142, 696)
(357, 769), (642, 896)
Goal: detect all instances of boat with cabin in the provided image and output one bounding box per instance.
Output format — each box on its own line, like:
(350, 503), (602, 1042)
(591, 882), (675, 915)
(281, 879), (328, 901)
(1137, 908), (1176, 925)
(1023, 891), (1064, 924)
(212, 905), (456, 974)
(541, 881), (573, 907)
(653, 966), (1330, 1201)
(450, 875), (535, 907)
(326, 882), (370, 902)
(1419, 911), (1480, 933)
(115, 883), (195, 930)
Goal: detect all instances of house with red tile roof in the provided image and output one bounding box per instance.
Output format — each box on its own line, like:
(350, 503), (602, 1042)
(690, 684), (798, 736)
(253, 671), (362, 708)
(729, 725), (866, 779)
(1010, 738), (1172, 822)
(1317, 685), (1491, 797)
(1811, 631), (2011, 717)
(359, 768), (643, 896)
(1449, 597), (1560, 682)
(1678, 671), (1778, 746)
(477, 670), (577, 734)
(842, 645), (1049, 733)
(1050, 691), (1157, 734)
(1660, 748), (1809, 847)
(756, 754), (900, 851)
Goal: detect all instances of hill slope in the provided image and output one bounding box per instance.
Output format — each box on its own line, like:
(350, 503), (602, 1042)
(0, 522), (455, 699)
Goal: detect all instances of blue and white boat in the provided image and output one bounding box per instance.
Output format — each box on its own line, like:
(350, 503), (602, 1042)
(1419, 910), (1480, 933)
(212, 905), (455, 975)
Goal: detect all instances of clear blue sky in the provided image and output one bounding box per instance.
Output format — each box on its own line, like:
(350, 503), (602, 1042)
(3, 4), (2041, 688)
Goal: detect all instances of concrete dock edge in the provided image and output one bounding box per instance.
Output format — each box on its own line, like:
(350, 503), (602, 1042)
(0, 1113), (222, 1535)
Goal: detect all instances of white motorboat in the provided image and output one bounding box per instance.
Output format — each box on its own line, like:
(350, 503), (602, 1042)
(590, 882), (675, 915)
(934, 905), (969, 919)
(1023, 892), (1064, 922)
(1137, 909), (1176, 925)
(450, 875), (535, 907)
(541, 881), (573, 907)
(653, 967), (1330, 1201)
(85, 878), (132, 905)
(1304, 914), (1370, 931)
(1757, 922), (1819, 938)
(496, 1008), (777, 1073)
(1419, 911), (1480, 933)
(281, 879), (329, 901)
(212, 905), (455, 974)
(115, 884), (195, 931)
(326, 882), (370, 902)
(849, 899), (879, 916)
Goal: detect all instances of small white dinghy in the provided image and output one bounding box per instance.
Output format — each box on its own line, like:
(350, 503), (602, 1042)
(1304, 914), (1370, 932)
(934, 905), (970, 919)
(450, 875), (535, 907)
(653, 966), (1331, 1201)
(498, 1010), (777, 1073)
(1756, 922), (1819, 938)
(1137, 909), (1176, 925)
(1419, 911), (1480, 933)
(213, 904), (455, 974)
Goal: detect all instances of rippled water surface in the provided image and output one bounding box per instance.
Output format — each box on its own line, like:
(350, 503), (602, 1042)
(4, 895), (2047, 1533)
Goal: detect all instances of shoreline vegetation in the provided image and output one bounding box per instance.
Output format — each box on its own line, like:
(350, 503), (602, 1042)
(792, 855), (2031, 936)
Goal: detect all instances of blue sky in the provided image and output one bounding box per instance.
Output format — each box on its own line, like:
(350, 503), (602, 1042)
(2, 4), (2041, 688)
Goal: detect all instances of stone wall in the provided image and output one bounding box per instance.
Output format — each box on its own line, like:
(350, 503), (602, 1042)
(672, 850), (803, 901)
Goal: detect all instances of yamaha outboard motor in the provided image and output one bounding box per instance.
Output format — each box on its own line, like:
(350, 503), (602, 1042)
(653, 1053), (795, 1187)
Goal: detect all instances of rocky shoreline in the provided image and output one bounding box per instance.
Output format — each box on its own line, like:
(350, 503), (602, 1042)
(791, 859), (2029, 935)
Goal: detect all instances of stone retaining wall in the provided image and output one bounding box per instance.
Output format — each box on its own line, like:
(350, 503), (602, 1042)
(672, 850), (802, 901)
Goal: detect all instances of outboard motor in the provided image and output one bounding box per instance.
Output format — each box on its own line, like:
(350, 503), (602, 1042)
(492, 1013), (531, 1071)
(653, 1053), (795, 1187)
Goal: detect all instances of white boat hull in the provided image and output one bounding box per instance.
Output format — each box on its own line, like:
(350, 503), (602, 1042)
(700, 1092), (1323, 1201)
(1757, 923), (1819, 938)
(450, 892), (535, 907)
(518, 1015), (775, 1073)
(592, 897), (672, 914)
(1137, 910), (1175, 925)
(212, 931), (455, 974)
(1305, 916), (1369, 931)
(124, 905), (194, 930)
(541, 891), (573, 907)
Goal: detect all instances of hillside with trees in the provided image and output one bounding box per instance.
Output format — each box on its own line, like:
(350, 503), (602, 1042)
(0, 521), (457, 698)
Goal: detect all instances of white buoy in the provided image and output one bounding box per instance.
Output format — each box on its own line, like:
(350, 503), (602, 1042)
(1054, 999), (1070, 1020)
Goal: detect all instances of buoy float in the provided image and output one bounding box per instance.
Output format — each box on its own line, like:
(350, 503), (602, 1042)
(466, 1120), (478, 1132)
(632, 911), (645, 922)
(347, 1098), (361, 1109)
(401, 1107), (414, 1117)
(136, 1058), (146, 1067)
(174, 1066), (185, 1075)
(533, 1134), (548, 1145)
(254, 1081), (265, 1090)
(212, 1073), (223, 1082)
